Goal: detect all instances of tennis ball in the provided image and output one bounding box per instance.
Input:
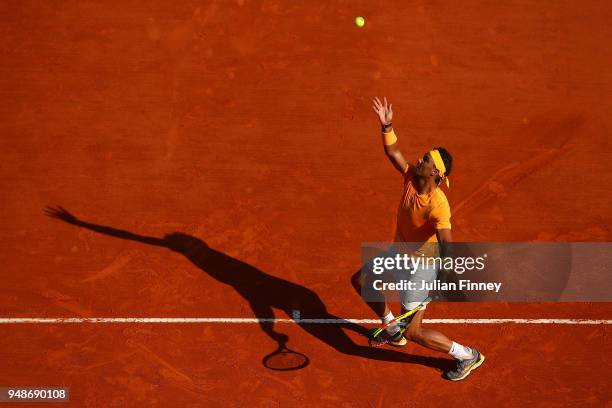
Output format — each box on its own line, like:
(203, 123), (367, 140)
(355, 16), (365, 28)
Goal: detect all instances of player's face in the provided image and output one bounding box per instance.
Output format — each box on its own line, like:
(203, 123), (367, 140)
(416, 152), (435, 177)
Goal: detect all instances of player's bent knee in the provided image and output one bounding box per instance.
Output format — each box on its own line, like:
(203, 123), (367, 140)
(405, 327), (424, 342)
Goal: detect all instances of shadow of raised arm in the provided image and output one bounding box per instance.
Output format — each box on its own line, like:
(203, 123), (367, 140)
(45, 205), (167, 248)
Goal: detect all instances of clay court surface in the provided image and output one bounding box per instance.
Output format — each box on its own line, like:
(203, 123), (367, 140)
(1, 1), (611, 406)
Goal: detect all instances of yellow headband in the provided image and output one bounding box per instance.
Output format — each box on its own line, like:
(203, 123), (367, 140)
(429, 149), (450, 188)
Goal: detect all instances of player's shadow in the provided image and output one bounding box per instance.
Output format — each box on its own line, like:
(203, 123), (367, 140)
(45, 206), (452, 372)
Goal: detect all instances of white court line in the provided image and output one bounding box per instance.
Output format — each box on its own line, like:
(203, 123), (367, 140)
(0, 318), (610, 324)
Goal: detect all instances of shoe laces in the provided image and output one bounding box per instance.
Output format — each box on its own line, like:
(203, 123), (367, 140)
(456, 352), (476, 370)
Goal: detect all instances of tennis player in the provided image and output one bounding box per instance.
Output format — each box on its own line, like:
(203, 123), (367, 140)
(360, 97), (485, 381)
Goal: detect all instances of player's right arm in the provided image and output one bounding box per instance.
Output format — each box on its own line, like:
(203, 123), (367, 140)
(372, 97), (409, 173)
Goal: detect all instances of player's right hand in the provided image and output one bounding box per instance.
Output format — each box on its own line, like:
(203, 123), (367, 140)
(372, 96), (393, 126)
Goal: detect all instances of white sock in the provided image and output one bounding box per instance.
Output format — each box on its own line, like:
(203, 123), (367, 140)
(382, 311), (400, 335)
(449, 341), (474, 361)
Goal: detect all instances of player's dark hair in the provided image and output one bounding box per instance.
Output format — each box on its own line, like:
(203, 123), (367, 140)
(434, 146), (453, 183)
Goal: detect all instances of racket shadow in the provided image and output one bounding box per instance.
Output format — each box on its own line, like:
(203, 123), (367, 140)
(45, 206), (451, 372)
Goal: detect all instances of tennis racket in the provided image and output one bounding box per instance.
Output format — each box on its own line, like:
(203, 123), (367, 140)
(367, 296), (432, 347)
